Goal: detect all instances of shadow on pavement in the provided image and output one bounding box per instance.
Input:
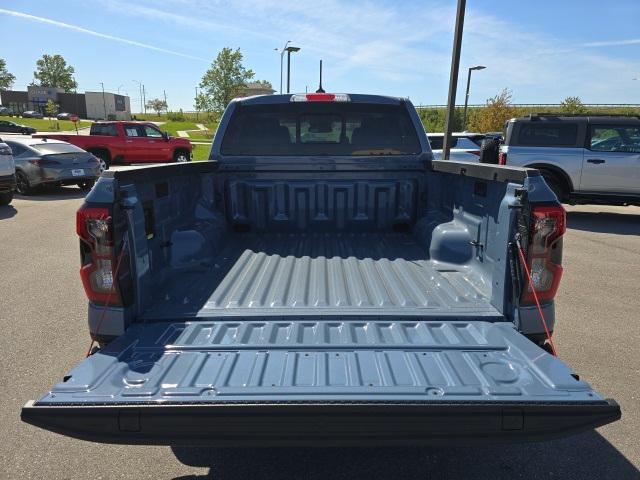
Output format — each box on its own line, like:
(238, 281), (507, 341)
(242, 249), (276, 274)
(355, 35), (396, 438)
(567, 211), (640, 236)
(170, 431), (638, 480)
(15, 185), (87, 202)
(0, 204), (17, 220)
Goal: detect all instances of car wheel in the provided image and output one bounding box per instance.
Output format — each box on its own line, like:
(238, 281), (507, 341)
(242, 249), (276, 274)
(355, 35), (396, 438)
(173, 150), (190, 163)
(541, 171), (565, 202)
(77, 180), (95, 191)
(15, 171), (33, 195)
(21, 129), (30, 135)
(0, 191), (13, 206)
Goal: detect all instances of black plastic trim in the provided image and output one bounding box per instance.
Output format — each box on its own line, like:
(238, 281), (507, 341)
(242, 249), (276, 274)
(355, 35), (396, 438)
(431, 160), (538, 183)
(103, 161), (218, 183)
(21, 399), (620, 447)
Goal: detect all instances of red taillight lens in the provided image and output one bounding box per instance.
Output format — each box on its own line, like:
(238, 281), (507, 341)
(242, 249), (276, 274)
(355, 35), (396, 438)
(469, 150), (481, 156)
(498, 152), (507, 165)
(521, 205), (566, 305)
(77, 205), (121, 306)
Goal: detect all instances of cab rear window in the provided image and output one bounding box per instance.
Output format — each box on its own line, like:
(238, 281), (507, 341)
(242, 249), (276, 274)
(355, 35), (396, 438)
(221, 103), (421, 156)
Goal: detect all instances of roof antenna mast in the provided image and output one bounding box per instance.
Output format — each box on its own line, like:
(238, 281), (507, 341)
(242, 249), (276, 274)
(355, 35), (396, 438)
(316, 60), (325, 93)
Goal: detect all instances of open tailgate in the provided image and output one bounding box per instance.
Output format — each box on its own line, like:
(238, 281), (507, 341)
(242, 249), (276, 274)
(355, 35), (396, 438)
(22, 320), (619, 446)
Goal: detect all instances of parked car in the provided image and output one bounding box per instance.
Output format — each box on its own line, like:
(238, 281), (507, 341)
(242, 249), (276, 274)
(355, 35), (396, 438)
(0, 106), (11, 116)
(427, 132), (485, 161)
(56, 112), (72, 120)
(22, 110), (44, 119)
(3, 138), (102, 194)
(500, 114), (640, 205)
(0, 138), (16, 205)
(0, 120), (37, 135)
(22, 93), (619, 448)
(33, 121), (192, 166)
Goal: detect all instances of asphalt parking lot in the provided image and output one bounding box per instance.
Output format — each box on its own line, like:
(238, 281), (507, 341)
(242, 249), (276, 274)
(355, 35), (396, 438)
(0, 182), (638, 480)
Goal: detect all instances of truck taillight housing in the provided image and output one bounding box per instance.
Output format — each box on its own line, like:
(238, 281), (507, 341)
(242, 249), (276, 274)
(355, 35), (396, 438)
(521, 205), (566, 305)
(498, 152), (507, 165)
(76, 205), (121, 306)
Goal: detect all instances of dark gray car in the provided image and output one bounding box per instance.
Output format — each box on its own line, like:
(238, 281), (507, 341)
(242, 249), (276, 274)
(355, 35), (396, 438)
(3, 138), (102, 195)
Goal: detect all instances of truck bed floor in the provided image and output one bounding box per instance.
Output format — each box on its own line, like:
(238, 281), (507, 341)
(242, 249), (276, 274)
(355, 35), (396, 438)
(142, 233), (499, 319)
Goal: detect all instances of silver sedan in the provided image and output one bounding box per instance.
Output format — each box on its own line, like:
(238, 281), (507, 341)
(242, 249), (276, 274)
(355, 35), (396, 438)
(3, 138), (102, 195)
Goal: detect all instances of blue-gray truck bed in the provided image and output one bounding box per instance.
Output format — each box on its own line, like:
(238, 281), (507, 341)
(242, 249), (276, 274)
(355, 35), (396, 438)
(22, 94), (620, 446)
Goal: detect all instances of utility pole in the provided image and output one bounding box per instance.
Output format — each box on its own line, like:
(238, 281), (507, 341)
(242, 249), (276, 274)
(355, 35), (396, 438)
(133, 80), (143, 114)
(163, 90), (168, 114)
(442, 0), (466, 160)
(195, 86), (199, 121)
(100, 82), (107, 120)
(142, 84), (147, 115)
(73, 76), (79, 118)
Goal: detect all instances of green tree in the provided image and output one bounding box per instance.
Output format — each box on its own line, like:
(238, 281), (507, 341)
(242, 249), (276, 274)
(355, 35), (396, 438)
(560, 96), (586, 114)
(199, 48), (254, 112)
(146, 98), (168, 117)
(468, 88), (517, 133)
(33, 54), (77, 92)
(0, 58), (16, 91)
(44, 99), (59, 127)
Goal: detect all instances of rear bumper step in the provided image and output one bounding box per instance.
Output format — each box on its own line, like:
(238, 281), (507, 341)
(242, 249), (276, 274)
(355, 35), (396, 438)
(21, 400), (620, 446)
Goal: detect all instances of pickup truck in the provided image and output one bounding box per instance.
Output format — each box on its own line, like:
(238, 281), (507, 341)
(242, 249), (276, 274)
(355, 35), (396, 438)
(22, 93), (620, 447)
(33, 121), (192, 168)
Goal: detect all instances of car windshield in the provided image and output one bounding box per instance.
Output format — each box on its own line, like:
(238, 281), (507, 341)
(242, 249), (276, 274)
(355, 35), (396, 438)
(221, 102), (421, 156)
(30, 143), (86, 154)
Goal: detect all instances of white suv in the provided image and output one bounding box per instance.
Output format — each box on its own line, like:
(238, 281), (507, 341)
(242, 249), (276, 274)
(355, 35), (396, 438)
(0, 138), (16, 206)
(500, 114), (640, 206)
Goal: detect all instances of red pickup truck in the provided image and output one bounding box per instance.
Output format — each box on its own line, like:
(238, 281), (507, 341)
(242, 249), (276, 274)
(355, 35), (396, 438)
(34, 121), (192, 168)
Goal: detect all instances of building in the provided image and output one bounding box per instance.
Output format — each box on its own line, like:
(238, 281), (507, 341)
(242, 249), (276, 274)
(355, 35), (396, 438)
(85, 91), (131, 120)
(0, 85), (130, 120)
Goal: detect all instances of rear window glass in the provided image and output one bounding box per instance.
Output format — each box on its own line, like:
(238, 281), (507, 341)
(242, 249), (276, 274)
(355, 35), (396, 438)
(90, 123), (118, 136)
(31, 143), (86, 154)
(221, 103), (421, 156)
(517, 124), (578, 146)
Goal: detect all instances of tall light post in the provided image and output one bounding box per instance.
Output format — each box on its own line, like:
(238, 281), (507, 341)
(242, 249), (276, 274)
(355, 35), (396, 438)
(285, 45), (300, 94)
(463, 65), (486, 130)
(100, 82), (107, 119)
(279, 40), (291, 94)
(442, 0), (466, 160)
(132, 80), (143, 114)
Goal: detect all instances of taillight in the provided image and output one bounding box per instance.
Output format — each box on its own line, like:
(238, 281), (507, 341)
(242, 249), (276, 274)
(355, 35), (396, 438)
(521, 205), (566, 305)
(290, 93), (351, 102)
(469, 150), (480, 156)
(498, 152), (507, 165)
(76, 205), (121, 306)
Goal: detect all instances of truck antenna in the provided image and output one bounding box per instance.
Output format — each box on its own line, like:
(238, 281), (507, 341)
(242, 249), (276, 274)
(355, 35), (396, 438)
(316, 60), (325, 93)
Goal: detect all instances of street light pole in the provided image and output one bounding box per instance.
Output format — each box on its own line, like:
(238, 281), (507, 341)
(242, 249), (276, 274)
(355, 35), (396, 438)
(279, 40), (291, 94)
(285, 46), (300, 94)
(463, 65), (486, 131)
(100, 82), (107, 119)
(133, 80), (143, 114)
(443, 0), (466, 161)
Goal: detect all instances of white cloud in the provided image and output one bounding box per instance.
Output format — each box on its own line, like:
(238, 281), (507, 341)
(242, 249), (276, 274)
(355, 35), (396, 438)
(582, 38), (640, 47)
(0, 7), (210, 62)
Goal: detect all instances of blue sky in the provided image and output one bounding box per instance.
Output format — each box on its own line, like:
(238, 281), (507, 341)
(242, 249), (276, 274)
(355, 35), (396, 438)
(1, 0), (639, 111)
